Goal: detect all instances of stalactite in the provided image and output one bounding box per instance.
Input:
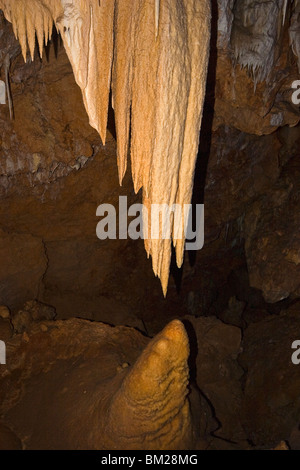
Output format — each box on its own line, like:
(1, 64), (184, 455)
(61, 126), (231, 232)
(231, 0), (288, 84)
(0, 0), (211, 296)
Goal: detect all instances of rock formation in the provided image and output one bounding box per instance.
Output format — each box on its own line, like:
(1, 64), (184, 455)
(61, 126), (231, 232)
(0, 319), (206, 450)
(0, 1), (300, 451)
(0, 1), (299, 304)
(240, 305), (300, 446)
(0, 0), (211, 295)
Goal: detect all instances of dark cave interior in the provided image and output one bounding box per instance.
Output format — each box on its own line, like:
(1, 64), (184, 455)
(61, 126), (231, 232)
(0, 1), (300, 451)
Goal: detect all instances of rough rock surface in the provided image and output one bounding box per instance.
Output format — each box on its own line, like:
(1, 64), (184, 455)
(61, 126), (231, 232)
(240, 305), (300, 446)
(0, 316), (13, 343)
(0, 8), (299, 326)
(11, 300), (56, 333)
(0, 319), (209, 450)
(214, 0), (300, 134)
(0, 0), (212, 295)
(244, 156), (300, 303)
(183, 315), (245, 442)
(2, 309), (300, 449)
(0, 230), (47, 310)
(0, 3), (299, 451)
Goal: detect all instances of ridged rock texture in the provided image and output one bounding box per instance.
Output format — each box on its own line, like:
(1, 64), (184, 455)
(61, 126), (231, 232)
(231, 0), (289, 85)
(0, 0), (211, 296)
(214, 0), (300, 134)
(1, 1), (300, 451)
(0, 1), (299, 320)
(0, 319), (200, 450)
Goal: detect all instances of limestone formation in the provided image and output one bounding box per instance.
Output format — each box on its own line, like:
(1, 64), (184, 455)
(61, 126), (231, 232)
(215, 0), (300, 135)
(231, 0), (289, 85)
(0, 230), (48, 310)
(0, 319), (202, 450)
(11, 300), (56, 333)
(0, 0), (211, 296)
(289, 0), (300, 72)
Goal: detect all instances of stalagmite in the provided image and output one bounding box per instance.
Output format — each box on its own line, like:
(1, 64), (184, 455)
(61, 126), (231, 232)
(107, 319), (193, 449)
(0, 319), (198, 449)
(0, 0), (211, 295)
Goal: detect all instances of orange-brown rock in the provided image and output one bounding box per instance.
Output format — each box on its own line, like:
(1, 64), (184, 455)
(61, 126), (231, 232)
(0, 229), (47, 310)
(0, 0), (212, 295)
(0, 319), (205, 450)
(214, 0), (300, 135)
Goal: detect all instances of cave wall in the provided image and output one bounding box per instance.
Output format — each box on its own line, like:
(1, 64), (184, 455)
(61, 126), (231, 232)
(0, 2), (300, 450)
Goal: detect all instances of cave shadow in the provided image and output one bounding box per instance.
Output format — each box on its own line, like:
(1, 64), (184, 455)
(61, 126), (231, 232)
(170, 0), (219, 293)
(181, 319), (198, 383)
(182, 318), (221, 437)
(44, 26), (63, 61)
(107, 91), (117, 140)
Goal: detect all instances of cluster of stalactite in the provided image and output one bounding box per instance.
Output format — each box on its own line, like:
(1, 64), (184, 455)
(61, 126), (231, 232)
(0, 0), (211, 295)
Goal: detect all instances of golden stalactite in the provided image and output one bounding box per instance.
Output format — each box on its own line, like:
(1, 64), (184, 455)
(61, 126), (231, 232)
(0, 0), (211, 296)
